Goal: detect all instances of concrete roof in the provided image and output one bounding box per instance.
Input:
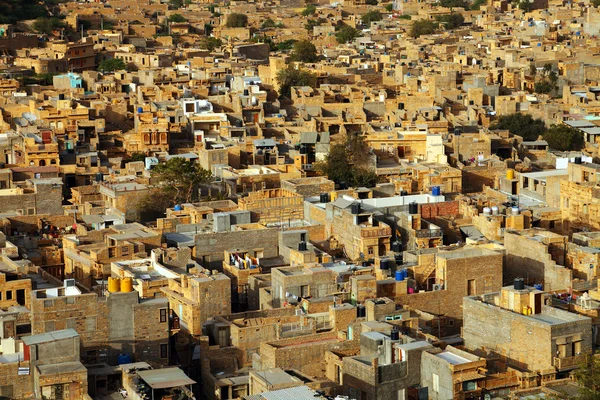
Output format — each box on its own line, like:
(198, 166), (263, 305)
(38, 361), (87, 376)
(137, 367), (196, 389)
(245, 385), (321, 400)
(22, 329), (78, 345)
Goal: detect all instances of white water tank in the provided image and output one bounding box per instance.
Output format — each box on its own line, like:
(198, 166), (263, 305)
(251, 96), (258, 106)
(511, 206), (520, 216)
(491, 206), (499, 215)
(483, 207), (491, 216)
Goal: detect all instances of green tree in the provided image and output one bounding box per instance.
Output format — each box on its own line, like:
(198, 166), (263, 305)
(276, 66), (317, 98)
(362, 10), (383, 25)
(410, 19), (437, 37)
(276, 39), (297, 51)
(336, 25), (360, 43)
(305, 18), (322, 32)
(151, 158), (212, 204)
(365, 0), (378, 4)
(290, 40), (319, 63)
(226, 13), (248, 27)
(490, 113), (547, 141)
(439, 0), (469, 7)
(261, 18), (276, 28)
(543, 124), (584, 151)
(129, 152), (147, 162)
(33, 17), (67, 35)
(98, 58), (127, 72)
(199, 36), (222, 51)
(169, 0), (183, 8)
(315, 133), (377, 187)
(168, 13), (187, 22)
(593, 0), (600, 7)
(301, 4), (317, 16)
(398, 14), (412, 19)
(385, 3), (394, 11)
(534, 79), (556, 94)
(575, 356), (600, 399)
(437, 13), (464, 29)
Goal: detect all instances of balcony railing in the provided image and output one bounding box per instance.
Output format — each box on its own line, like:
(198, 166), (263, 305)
(361, 226), (392, 238)
(415, 228), (443, 238)
(554, 354), (587, 371)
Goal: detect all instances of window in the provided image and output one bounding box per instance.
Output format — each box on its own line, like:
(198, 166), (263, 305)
(432, 373), (439, 393)
(368, 246), (374, 255)
(160, 343), (168, 359)
(86, 316), (97, 332)
(66, 297), (75, 305)
(45, 321), (55, 332)
(300, 285), (309, 297)
(467, 279), (476, 296)
(463, 381), (477, 391)
(6, 291), (12, 300)
(159, 308), (167, 323)
(66, 318), (77, 329)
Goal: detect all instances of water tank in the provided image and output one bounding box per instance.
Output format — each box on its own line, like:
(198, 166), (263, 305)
(379, 93), (385, 102)
(174, 204), (183, 211)
(251, 96), (258, 106)
(506, 169), (514, 180)
(351, 203), (361, 214)
(243, 89), (249, 96)
(511, 206), (520, 216)
(483, 207), (492, 216)
(117, 353), (132, 365)
(395, 270), (404, 281)
(575, 156), (582, 164)
(137, 106), (143, 114)
(320, 193), (330, 203)
(408, 202), (418, 214)
(380, 259), (391, 270)
(108, 277), (120, 293)
(299, 146), (307, 154)
(431, 186), (441, 196)
(400, 190), (408, 196)
(357, 305), (366, 318)
(391, 241), (401, 252)
(514, 278), (525, 290)
(120, 277), (133, 292)
(491, 206), (499, 215)
(533, 283), (543, 291)
(298, 241), (308, 251)
(58, 93), (65, 100)
(95, 172), (103, 182)
(390, 326), (400, 341)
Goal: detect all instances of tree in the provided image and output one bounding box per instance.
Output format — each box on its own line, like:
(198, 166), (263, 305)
(261, 18), (276, 28)
(439, 0), (469, 7)
(290, 40), (319, 63)
(129, 152), (147, 162)
(276, 39), (297, 51)
(437, 13), (464, 29)
(199, 36), (222, 51)
(168, 13), (186, 22)
(315, 133), (377, 187)
(593, 0), (600, 7)
(543, 124), (584, 151)
(385, 3), (394, 11)
(575, 356), (600, 399)
(33, 17), (66, 35)
(365, 0), (378, 4)
(276, 66), (317, 98)
(226, 13), (248, 27)
(98, 58), (127, 72)
(410, 19), (437, 37)
(169, 0), (183, 8)
(151, 158), (212, 205)
(534, 79), (556, 94)
(362, 10), (383, 25)
(470, 0), (487, 9)
(490, 113), (547, 141)
(301, 5), (317, 16)
(336, 25), (360, 43)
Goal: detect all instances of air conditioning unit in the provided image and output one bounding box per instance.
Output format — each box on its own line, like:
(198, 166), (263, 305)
(432, 284), (444, 291)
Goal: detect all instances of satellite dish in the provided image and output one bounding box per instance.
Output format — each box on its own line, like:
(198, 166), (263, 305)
(22, 112), (37, 124)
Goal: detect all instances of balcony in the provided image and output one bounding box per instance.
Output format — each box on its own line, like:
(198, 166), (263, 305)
(360, 226), (392, 238)
(415, 228), (443, 238)
(554, 354), (587, 371)
(483, 373), (519, 390)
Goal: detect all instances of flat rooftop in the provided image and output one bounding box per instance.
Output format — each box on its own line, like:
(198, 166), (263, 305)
(436, 351), (471, 365)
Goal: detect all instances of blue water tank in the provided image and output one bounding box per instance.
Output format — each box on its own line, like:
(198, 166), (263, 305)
(537, 42), (541, 46)
(395, 270), (404, 281)
(174, 204), (182, 211)
(533, 283), (543, 291)
(137, 106), (143, 114)
(402, 269), (408, 280)
(432, 186), (441, 196)
(117, 353), (132, 365)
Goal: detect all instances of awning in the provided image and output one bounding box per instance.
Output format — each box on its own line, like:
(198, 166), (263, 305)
(137, 367), (196, 390)
(453, 371), (486, 383)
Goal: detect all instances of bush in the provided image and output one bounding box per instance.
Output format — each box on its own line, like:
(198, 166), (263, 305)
(534, 79), (556, 94)
(362, 10), (383, 25)
(385, 3), (394, 11)
(543, 125), (584, 151)
(33, 17), (67, 35)
(335, 25), (360, 43)
(199, 37), (222, 51)
(439, 0), (468, 7)
(437, 13), (464, 29)
(226, 13), (248, 27)
(261, 18), (276, 28)
(410, 19), (437, 37)
(365, 0), (378, 4)
(490, 113), (546, 141)
(290, 40), (319, 63)
(301, 4), (317, 16)
(168, 13), (186, 22)
(98, 58), (127, 72)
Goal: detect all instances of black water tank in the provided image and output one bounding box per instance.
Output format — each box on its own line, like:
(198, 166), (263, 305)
(400, 190), (408, 196)
(390, 326), (400, 341)
(298, 241), (307, 251)
(320, 193), (330, 203)
(362, 261), (369, 267)
(574, 156), (582, 164)
(395, 253), (403, 264)
(391, 241), (401, 253)
(58, 93), (65, 100)
(514, 278), (525, 290)
(357, 305), (366, 318)
(351, 203), (361, 214)
(299, 145), (307, 154)
(95, 172), (103, 182)
(243, 89), (249, 96)
(380, 259), (390, 270)
(408, 202), (418, 214)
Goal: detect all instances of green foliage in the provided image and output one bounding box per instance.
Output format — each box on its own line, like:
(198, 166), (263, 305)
(385, 3), (394, 11)
(24, 73), (56, 86)
(226, 13), (248, 27)
(290, 40), (319, 63)
(574, 356), (600, 399)
(490, 113), (547, 141)
(513, 0), (531, 10)
(398, 14), (412, 19)
(33, 17), (67, 35)
(534, 79), (556, 94)
(199, 36), (222, 51)
(315, 134), (377, 187)
(335, 25), (360, 43)
(301, 4), (317, 16)
(204, 23), (214, 35)
(439, 0), (468, 7)
(410, 19), (437, 37)
(129, 152), (147, 162)
(262, 18), (276, 28)
(276, 66), (317, 98)
(98, 58), (127, 72)
(470, 0), (487, 9)
(593, 0), (600, 6)
(543, 124), (584, 151)
(276, 39), (297, 51)
(305, 19), (321, 32)
(362, 10), (383, 25)
(151, 158), (212, 204)
(168, 13), (187, 22)
(437, 13), (464, 29)
(0, 0), (52, 24)
(365, 0), (378, 4)
(169, 0), (183, 9)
